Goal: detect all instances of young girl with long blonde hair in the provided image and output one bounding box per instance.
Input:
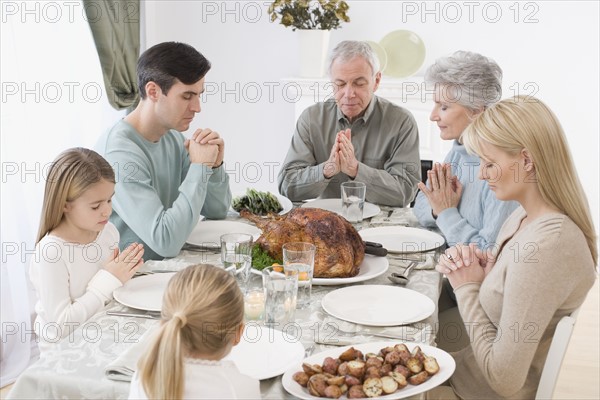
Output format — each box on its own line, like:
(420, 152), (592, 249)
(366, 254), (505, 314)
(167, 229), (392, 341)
(30, 148), (144, 351)
(129, 264), (260, 399)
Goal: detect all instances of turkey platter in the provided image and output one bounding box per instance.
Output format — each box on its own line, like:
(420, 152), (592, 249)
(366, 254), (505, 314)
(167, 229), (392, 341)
(241, 208), (365, 278)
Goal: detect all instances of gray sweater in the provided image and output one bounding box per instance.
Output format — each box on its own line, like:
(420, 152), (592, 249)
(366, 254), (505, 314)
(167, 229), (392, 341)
(278, 96), (420, 207)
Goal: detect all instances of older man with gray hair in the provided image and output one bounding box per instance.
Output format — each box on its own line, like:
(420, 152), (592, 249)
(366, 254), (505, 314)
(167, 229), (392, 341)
(277, 40), (421, 207)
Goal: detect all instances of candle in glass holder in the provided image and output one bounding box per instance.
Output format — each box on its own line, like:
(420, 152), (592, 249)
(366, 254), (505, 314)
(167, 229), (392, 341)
(244, 289), (265, 320)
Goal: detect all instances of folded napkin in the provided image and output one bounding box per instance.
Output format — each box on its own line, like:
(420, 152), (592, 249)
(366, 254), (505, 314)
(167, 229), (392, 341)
(388, 254), (437, 270)
(104, 327), (157, 382)
(315, 316), (434, 346)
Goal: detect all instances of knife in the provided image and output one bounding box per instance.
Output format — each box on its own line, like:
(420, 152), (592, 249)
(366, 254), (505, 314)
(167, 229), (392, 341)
(364, 241), (388, 257)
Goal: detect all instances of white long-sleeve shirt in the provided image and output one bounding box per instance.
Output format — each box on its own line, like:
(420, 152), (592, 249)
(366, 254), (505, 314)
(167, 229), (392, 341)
(29, 222), (122, 352)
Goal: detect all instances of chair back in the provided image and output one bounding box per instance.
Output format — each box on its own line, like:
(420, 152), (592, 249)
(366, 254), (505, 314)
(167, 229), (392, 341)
(410, 160), (433, 207)
(535, 308), (580, 399)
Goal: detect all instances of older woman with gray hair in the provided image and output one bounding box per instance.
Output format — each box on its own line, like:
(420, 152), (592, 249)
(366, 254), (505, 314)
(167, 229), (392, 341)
(413, 51), (518, 250)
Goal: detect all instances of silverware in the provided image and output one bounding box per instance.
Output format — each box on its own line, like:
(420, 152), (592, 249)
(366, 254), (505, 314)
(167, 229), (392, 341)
(331, 328), (412, 341)
(388, 262), (418, 285)
(106, 310), (161, 319)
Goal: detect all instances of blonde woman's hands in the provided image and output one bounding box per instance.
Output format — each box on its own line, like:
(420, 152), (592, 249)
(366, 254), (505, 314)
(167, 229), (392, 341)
(105, 243), (144, 284)
(418, 163), (463, 217)
(436, 244), (495, 288)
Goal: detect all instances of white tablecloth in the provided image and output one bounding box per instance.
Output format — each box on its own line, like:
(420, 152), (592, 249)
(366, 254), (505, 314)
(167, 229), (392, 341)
(8, 207), (444, 399)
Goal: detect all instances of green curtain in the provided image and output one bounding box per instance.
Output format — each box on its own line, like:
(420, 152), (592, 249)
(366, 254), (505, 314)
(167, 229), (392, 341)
(84, 0), (140, 110)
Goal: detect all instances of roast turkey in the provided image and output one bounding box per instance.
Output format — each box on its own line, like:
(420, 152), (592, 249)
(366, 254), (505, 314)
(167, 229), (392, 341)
(241, 208), (365, 278)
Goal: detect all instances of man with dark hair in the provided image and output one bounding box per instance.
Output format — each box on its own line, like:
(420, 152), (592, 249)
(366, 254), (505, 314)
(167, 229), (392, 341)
(97, 42), (231, 260)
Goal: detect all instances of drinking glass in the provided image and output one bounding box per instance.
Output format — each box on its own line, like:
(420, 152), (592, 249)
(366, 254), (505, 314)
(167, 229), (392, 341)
(220, 233), (253, 291)
(262, 266), (298, 327)
(341, 181), (366, 223)
(282, 242), (316, 309)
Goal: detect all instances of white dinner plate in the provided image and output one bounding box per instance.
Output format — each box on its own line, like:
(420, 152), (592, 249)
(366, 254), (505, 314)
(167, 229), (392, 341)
(282, 341), (455, 400)
(113, 273), (176, 312)
(321, 285), (435, 326)
(301, 198), (381, 220)
(231, 193), (293, 216)
(313, 255), (389, 285)
(225, 325), (305, 380)
(186, 220), (261, 248)
(251, 255), (389, 286)
(359, 226), (445, 253)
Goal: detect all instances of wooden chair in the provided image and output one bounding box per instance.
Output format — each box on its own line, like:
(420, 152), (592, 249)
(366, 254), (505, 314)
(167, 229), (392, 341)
(535, 308), (581, 400)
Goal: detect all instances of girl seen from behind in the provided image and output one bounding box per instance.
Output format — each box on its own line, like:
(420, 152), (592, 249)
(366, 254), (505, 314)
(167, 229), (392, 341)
(429, 96), (597, 399)
(130, 264), (260, 400)
(30, 148), (144, 352)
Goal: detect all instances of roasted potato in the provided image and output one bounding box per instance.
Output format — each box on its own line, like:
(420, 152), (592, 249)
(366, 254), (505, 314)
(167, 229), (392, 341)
(364, 366), (381, 380)
(322, 357), (340, 375)
(292, 371), (309, 387)
(406, 357), (424, 374)
(393, 364), (411, 378)
(388, 371), (408, 388)
(363, 378), (383, 398)
(347, 385), (367, 399)
(302, 362), (322, 376)
(308, 374), (329, 397)
(340, 347), (360, 361)
(327, 375), (345, 386)
(379, 363), (392, 376)
(384, 351), (402, 366)
(365, 356), (384, 369)
(380, 376), (399, 394)
(337, 361), (350, 376)
(408, 371), (431, 386)
(345, 375), (362, 386)
(347, 360), (366, 379)
(324, 384), (343, 399)
(424, 356), (440, 375)
(394, 343), (409, 353)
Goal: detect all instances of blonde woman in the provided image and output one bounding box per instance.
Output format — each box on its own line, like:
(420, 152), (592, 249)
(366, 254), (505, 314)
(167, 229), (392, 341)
(129, 264), (260, 399)
(30, 148), (144, 352)
(429, 96), (597, 399)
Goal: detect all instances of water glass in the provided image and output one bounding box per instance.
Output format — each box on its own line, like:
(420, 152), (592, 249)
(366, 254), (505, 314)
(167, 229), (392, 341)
(341, 181), (366, 222)
(262, 266), (298, 327)
(282, 242), (315, 309)
(220, 233), (253, 291)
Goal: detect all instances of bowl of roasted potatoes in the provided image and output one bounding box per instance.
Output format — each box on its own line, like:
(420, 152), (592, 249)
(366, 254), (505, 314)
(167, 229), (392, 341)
(282, 341), (455, 399)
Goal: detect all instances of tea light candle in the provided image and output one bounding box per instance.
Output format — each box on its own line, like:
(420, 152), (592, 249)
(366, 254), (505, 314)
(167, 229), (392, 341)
(244, 290), (265, 320)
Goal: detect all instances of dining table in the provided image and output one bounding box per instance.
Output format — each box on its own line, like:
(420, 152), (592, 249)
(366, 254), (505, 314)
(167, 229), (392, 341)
(8, 205), (445, 400)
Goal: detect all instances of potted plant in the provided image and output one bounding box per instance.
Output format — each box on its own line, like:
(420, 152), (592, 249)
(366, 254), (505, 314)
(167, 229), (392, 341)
(268, 0), (350, 31)
(268, 0), (350, 77)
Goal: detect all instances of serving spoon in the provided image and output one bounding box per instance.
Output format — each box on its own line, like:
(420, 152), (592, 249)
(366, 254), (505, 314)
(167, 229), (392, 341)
(387, 262), (417, 285)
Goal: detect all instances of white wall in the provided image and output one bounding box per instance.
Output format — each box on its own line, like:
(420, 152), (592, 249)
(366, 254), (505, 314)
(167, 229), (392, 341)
(145, 0), (599, 234)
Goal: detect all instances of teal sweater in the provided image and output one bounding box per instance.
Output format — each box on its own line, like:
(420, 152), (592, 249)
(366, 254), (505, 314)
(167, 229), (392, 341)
(96, 120), (231, 260)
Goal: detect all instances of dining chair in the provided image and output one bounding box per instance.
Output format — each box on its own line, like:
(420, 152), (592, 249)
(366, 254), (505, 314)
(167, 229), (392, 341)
(410, 159), (433, 207)
(535, 307), (581, 400)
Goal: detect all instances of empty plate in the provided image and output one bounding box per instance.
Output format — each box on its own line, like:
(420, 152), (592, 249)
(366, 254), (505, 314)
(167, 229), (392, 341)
(359, 226), (445, 253)
(187, 220), (261, 248)
(321, 285), (435, 326)
(113, 273), (176, 312)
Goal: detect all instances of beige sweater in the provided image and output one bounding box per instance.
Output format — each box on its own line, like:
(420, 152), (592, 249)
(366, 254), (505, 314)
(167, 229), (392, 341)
(450, 207), (596, 399)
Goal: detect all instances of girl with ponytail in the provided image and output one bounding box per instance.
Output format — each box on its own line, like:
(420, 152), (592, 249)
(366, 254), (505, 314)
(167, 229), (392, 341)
(128, 264), (260, 399)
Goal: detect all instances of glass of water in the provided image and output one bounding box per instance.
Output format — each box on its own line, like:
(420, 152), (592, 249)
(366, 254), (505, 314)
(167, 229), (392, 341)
(262, 266), (298, 327)
(282, 242), (316, 309)
(220, 233), (253, 292)
(341, 181), (366, 223)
